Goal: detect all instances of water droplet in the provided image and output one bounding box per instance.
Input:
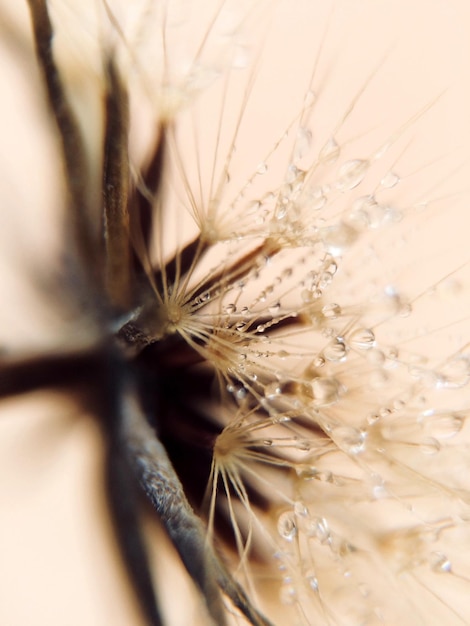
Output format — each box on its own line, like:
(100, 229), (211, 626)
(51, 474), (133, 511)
(312, 377), (343, 406)
(257, 162), (268, 175)
(324, 258), (338, 275)
(305, 572), (319, 592)
(381, 171), (400, 188)
(319, 271), (333, 288)
(294, 501), (308, 517)
(323, 338), (347, 362)
(305, 516), (330, 543)
(269, 302), (281, 315)
(430, 552), (452, 573)
(333, 425), (367, 454)
(280, 581), (297, 605)
(286, 164), (306, 184)
(321, 222), (358, 256)
(439, 356), (470, 389)
(319, 137), (340, 163)
(295, 127), (312, 159)
(224, 303), (236, 314)
(409, 366), (440, 389)
(308, 186), (327, 211)
(265, 382), (282, 398)
(235, 321), (249, 332)
(235, 386), (247, 401)
(350, 195), (398, 229)
(277, 511), (297, 541)
(423, 412), (464, 439)
(349, 328), (376, 350)
(336, 159), (369, 191)
(322, 303), (341, 319)
(398, 302), (412, 317)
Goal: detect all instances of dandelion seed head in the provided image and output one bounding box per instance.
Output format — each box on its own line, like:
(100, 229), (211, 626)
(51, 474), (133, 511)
(2, 0), (470, 625)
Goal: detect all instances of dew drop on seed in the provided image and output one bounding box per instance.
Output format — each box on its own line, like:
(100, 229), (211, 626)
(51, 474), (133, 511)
(336, 159), (369, 191)
(312, 377), (342, 406)
(296, 465), (317, 481)
(294, 501), (308, 518)
(381, 170), (400, 188)
(308, 186), (327, 211)
(257, 161), (268, 174)
(306, 517), (330, 543)
(321, 222), (358, 256)
(295, 127), (312, 159)
(398, 302), (412, 317)
(324, 258), (338, 275)
(277, 511), (297, 541)
(349, 328), (376, 350)
(305, 572), (319, 592)
(333, 426), (366, 455)
(286, 164), (306, 184)
(423, 412), (465, 439)
(280, 581), (297, 605)
(439, 356), (470, 389)
(322, 303), (341, 319)
(269, 302), (281, 315)
(323, 338), (347, 362)
(224, 303), (236, 314)
(430, 552), (452, 573)
(235, 321), (249, 332)
(264, 382), (282, 398)
(319, 137), (340, 163)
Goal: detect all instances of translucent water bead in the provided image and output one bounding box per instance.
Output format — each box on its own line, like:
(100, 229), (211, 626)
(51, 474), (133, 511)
(322, 303), (342, 319)
(332, 425), (367, 455)
(430, 552), (452, 574)
(311, 376), (343, 407)
(277, 510), (297, 542)
(294, 127), (312, 160)
(438, 355), (470, 389)
(323, 337), (348, 362)
(320, 222), (358, 256)
(349, 328), (376, 350)
(420, 411), (465, 439)
(349, 195), (401, 229)
(380, 170), (400, 189)
(335, 159), (369, 191)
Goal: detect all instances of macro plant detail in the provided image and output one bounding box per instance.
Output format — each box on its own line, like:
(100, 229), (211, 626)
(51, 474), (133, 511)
(0, 1), (470, 625)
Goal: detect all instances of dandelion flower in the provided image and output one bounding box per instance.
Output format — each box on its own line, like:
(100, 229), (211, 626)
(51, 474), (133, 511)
(1, 1), (470, 625)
